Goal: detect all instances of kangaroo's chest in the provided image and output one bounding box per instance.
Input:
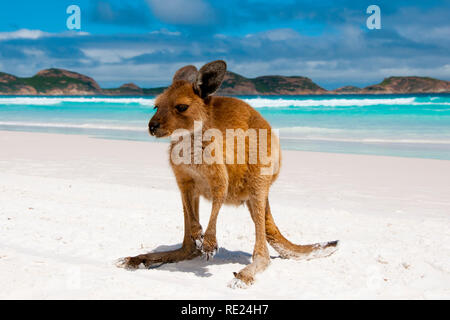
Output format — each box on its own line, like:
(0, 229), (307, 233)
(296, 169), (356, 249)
(169, 140), (251, 204)
(173, 163), (216, 200)
(172, 162), (250, 204)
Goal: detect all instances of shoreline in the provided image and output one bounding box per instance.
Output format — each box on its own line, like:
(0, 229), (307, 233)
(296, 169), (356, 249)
(1, 127), (450, 162)
(1, 131), (449, 299)
(0, 92), (449, 97)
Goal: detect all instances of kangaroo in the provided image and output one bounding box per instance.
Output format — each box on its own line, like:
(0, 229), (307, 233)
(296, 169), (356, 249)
(118, 60), (338, 287)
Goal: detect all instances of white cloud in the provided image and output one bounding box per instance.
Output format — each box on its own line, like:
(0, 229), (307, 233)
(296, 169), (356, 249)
(149, 28), (181, 36)
(22, 49), (46, 58)
(0, 29), (50, 41)
(81, 48), (155, 64)
(0, 29), (90, 41)
(261, 29), (301, 41)
(64, 31), (91, 37)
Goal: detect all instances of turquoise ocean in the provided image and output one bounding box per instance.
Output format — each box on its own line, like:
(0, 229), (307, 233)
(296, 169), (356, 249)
(1, 94), (450, 160)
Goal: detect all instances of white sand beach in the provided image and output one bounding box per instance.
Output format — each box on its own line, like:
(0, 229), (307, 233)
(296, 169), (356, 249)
(0, 130), (449, 299)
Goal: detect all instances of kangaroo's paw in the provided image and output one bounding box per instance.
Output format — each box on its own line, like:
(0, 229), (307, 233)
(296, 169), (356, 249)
(193, 233), (218, 260)
(228, 271), (254, 289)
(193, 234), (204, 251)
(203, 245), (218, 261)
(201, 233), (218, 260)
(228, 278), (249, 289)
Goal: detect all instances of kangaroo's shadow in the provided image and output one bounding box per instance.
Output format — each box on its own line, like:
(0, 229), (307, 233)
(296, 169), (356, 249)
(145, 243), (253, 278)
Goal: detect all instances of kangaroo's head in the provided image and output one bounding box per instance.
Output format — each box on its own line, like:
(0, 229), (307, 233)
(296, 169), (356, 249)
(148, 60), (227, 138)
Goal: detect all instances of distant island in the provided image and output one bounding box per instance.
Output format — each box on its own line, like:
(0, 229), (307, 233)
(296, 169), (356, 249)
(0, 68), (449, 96)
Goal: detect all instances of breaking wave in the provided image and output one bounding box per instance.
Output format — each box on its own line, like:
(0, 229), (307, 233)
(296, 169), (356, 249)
(243, 97), (418, 108)
(0, 97), (156, 106)
(0, 96), (449, 108)
(0, 121), (145, 131)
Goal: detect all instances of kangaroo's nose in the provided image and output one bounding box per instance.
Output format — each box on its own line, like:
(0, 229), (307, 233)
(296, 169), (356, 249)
(148, 121), (160, 135)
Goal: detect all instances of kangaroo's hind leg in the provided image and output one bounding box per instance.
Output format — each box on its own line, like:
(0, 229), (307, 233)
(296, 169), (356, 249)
(117, 185), (201, 269)
(230, 194), (270, 288)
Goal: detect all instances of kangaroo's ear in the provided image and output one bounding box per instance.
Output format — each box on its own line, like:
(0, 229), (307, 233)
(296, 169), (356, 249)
(172, 65), (198, 83)
(194, 60), (227, 99)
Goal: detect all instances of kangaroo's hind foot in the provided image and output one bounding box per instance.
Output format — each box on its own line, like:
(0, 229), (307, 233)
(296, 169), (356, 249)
(117, 244), (201, 269)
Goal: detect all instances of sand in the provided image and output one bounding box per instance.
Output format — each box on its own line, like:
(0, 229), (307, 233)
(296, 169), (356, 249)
(0, 131), (449, 299)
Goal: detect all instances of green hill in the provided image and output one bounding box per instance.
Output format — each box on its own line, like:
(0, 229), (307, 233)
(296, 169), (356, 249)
(0, 68), (101, 95)
(0, 68), (448, 96)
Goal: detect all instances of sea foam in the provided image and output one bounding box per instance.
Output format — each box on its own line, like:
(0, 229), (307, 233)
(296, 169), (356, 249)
(0, 97), (156, 106)
(0, 96), (449, 108)
(243, 97), (417, 108)
(0, 121), (145, 131)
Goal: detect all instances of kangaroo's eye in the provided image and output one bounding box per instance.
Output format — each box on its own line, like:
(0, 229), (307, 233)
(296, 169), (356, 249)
(175, 104), (189, 112)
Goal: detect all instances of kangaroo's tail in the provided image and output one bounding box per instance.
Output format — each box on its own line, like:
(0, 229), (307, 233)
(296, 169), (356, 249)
(265, 200), (339, 260)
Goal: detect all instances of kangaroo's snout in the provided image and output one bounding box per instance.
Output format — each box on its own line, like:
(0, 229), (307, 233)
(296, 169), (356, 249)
(148, 120), (160, 136)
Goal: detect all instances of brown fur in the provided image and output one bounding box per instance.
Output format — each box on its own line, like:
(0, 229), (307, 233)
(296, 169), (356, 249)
(118, 61), (338, 287)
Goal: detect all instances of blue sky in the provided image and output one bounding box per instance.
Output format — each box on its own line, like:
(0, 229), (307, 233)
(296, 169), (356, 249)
(0, 0), (449, 89)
